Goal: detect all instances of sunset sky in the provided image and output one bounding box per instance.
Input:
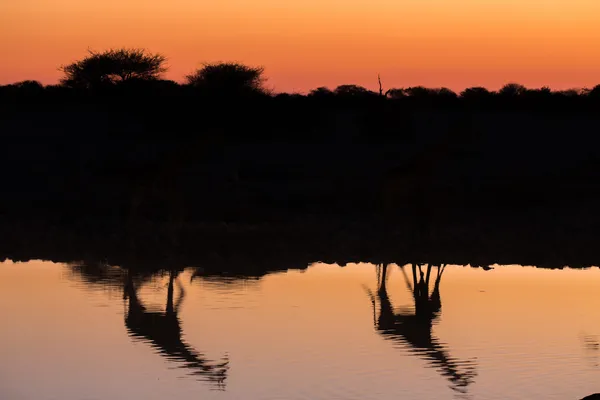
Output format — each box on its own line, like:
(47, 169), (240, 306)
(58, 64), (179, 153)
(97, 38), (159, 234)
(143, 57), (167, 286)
(2, 0), (600, 92)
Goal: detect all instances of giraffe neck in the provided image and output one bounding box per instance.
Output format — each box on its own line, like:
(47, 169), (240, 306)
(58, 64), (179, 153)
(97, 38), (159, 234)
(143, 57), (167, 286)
(128, 131), (223, 219)
(414, 130), (457, 173)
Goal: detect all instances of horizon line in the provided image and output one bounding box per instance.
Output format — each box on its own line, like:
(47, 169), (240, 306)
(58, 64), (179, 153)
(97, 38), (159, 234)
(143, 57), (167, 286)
(2, 75), (597, 96)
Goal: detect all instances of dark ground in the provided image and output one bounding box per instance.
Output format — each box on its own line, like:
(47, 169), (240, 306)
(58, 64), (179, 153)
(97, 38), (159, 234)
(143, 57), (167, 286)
(1, 97), (600, 273)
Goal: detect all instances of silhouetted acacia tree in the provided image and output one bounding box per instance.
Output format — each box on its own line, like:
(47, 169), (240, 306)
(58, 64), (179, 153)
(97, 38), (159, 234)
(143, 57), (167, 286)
(0, 80), (45, 102)
(460, 87), (492, 100)
(185, 62), (267, 95)
(435, 87), (458, 99)
(334, 85), (377, 98)
(11, 80), (44, 90)
(386, 88), (406, 99)
(308, 86), (335, 98)
(499, 83), (527, 97)
(8, 80), (44, 94)
(404, 86), (437, 98)
(59, 48), (167, 89)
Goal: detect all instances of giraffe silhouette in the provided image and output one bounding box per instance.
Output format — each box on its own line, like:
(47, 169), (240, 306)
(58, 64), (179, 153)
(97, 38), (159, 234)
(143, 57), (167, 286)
(125, 129), (229, 248)
(365, 263), (477, 394)
(381, 118), (479, 249)
(123, 268), (230, 387)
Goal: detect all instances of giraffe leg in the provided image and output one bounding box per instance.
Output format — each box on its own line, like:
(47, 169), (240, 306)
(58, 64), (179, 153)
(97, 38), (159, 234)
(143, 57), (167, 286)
(166, 189), (185, 248)
(127, 197), (142, 252)
(411, 264), (418, 296)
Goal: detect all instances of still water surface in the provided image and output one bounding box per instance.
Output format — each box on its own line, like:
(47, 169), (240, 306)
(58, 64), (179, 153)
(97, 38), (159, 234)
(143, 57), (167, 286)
(1, 261), (600, 399)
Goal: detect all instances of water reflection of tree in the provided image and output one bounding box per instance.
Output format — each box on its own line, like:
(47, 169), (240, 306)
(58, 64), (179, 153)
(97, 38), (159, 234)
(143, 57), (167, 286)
(365, 263), (477, 394)
(67, 263), (229, 388)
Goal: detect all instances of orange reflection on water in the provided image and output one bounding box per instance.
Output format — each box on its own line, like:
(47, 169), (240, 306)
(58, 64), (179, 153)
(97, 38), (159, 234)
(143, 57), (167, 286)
(1, 261), (600, 399)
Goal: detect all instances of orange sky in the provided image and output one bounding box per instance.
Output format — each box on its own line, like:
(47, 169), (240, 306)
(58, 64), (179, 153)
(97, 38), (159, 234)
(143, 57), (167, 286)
(2, 0), (600, 93)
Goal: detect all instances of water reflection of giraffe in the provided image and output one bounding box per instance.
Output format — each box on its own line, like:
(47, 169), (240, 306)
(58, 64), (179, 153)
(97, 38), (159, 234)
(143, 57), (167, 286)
(580, 334), (600, 368)
(122, 171), (228, 389)
(366, 263), (477, 394)
(123, 268), (230, 387)
(67, 261), (230, 388)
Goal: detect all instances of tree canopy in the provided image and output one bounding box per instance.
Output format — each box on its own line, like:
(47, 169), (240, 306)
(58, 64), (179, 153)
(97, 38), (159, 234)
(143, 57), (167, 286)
(185, 62), (267, 95)
(308, 87), (335, 98)
(460, 87), (491, 99)
(334, 85), (377, 98)
(0, 48), (598, 111)
(499, 83), (528, 97)
(59, 48), (167, 89)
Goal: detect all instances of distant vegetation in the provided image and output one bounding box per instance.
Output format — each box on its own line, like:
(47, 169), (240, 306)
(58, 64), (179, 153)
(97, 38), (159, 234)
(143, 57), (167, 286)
(1, 47), (600, 111)
(185, 62), (268, 96)
(2, 47), (600, 237)
(59, 48), (168, 89)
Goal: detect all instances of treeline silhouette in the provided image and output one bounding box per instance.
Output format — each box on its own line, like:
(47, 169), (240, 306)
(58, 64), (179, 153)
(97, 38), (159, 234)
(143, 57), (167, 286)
(3, 47), (600, 113)
(3, 48), (600, 142)
(4, 75), (600, 123)
(1, 48), (600, 263)
(2, 48), (600, 122)
(4, 77), (600, 107)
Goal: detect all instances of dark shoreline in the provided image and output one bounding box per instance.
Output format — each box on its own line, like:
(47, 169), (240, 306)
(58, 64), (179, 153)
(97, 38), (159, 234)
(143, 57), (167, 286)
(3, 89), (600, 275)
(2, 209), (599, 275)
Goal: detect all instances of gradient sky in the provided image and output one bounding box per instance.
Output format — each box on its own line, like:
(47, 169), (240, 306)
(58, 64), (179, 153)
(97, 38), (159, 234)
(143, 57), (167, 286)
(2, 0), (600, 92)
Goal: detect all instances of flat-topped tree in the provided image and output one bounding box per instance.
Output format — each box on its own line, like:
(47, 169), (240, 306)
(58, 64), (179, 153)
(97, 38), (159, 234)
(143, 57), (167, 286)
(59, 48), (167, 89)
(334, 84), (378, 98)
(0, 80), (44, 98)
(499, 82), (527, 97)
(308, 86), (335, 98)
(385, 88), (406, 99)
(186, 62), (267, 96)
(460, 86), (492, 100)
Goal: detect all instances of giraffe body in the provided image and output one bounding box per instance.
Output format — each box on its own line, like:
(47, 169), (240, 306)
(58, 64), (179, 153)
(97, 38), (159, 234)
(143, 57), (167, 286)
(381, 118), (478, 244)
(125, 131), (223, 243)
